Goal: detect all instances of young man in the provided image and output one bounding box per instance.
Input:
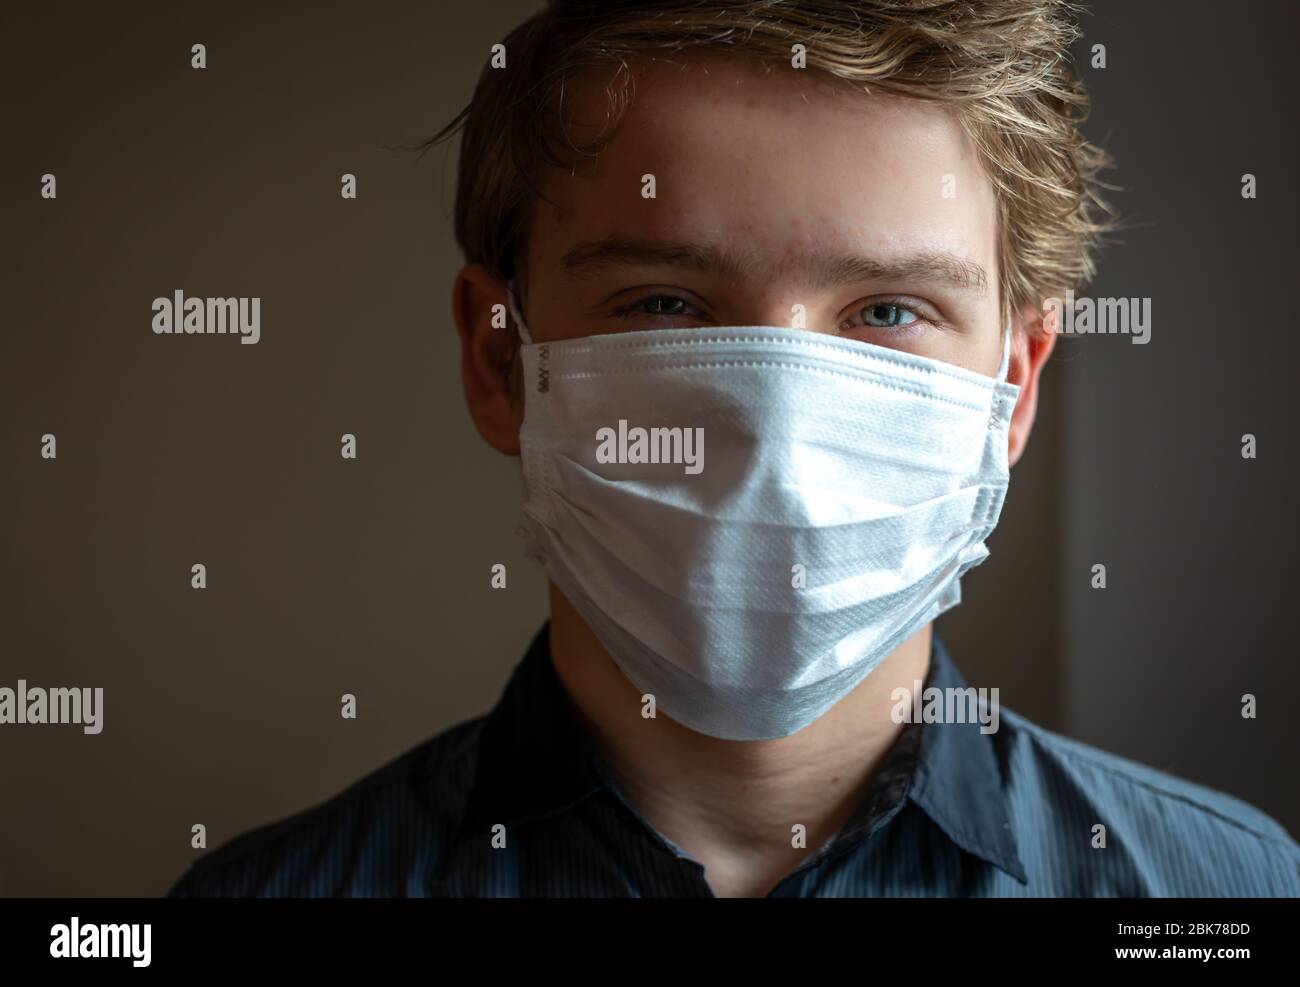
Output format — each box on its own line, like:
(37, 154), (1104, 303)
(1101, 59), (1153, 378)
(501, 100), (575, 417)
(168, 0), (1299, 897)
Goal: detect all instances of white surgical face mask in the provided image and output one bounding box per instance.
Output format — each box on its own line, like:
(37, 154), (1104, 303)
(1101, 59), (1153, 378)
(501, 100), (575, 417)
(506, 280), (1020, 741)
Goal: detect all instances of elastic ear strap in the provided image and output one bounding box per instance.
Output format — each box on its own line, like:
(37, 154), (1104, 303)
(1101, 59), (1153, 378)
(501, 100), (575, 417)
(506, 279), (533, 345)
(996, 316), (1013, 382)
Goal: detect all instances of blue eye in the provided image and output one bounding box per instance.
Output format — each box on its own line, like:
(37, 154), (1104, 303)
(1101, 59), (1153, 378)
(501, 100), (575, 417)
(860, 303), (919, 328)
(612, 294), (707, 324)
(626, 295), (693, 317)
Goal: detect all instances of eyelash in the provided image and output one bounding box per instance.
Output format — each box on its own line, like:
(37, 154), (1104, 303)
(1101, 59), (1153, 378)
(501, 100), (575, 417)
(614, 292), (932, 332)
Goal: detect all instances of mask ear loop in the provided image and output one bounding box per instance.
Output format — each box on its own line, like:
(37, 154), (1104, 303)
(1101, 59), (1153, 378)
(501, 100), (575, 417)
(995, 316), (1013, 383)
(506, 278), (534, 345)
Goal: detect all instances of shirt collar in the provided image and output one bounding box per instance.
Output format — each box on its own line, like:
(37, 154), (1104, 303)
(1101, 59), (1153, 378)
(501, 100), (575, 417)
(454, 624), (611, 843)
(455, 623), (1026, 886)
(906, 633), (1028, 884)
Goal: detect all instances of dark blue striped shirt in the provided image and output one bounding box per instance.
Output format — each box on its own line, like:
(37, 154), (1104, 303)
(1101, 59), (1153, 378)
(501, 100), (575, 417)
(166, 625), (1299, 897)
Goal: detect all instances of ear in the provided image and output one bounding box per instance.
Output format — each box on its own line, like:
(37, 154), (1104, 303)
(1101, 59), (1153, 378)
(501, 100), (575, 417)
(452, 264), (523, 456)
(1006, 298), (1058, 468)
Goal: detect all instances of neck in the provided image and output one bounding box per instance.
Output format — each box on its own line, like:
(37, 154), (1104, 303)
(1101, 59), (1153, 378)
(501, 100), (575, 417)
(546, 582), (931, 897)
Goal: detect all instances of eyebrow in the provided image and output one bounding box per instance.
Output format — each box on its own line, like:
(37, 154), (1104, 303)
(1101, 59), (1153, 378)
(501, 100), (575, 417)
(560, 236), (988, 296)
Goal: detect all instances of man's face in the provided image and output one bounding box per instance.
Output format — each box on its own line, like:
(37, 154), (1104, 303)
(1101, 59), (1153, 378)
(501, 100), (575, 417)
(520, 54), (1004, 377)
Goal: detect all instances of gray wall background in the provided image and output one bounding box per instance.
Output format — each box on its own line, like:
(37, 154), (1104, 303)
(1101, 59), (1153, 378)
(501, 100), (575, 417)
(0, 0), (1293, 896)
(1056, 1), (1299, 828)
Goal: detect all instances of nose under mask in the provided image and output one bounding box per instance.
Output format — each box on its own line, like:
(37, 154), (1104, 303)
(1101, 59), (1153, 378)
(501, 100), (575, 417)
(506, 278), (1020, 741)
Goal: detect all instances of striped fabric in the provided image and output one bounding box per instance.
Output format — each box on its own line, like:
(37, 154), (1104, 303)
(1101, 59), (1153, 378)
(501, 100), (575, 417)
(167, 625), (1299, 897)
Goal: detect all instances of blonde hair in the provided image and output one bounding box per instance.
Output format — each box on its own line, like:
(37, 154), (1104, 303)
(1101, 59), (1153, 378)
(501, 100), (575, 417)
(426, 0), (1116, 331)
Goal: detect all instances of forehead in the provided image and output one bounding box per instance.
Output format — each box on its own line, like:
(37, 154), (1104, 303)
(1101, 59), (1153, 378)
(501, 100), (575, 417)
(527, 53), (998, 284)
